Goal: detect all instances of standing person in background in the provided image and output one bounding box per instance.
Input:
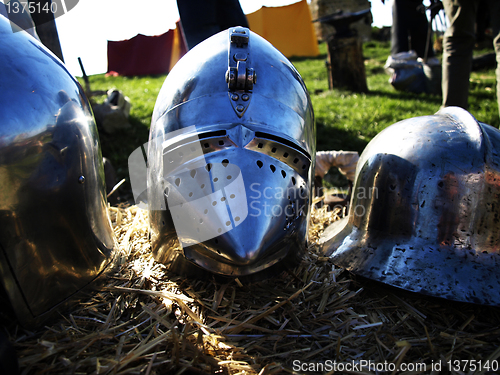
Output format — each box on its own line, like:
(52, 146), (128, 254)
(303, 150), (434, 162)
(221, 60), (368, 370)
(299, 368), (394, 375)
(441, 0), (500, 114)
(176, 0), (249, 50)
(389, 0), (437, 61)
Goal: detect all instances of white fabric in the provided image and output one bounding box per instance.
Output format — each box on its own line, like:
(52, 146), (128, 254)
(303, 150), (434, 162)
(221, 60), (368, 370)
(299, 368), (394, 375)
(315, 151), (359, 181)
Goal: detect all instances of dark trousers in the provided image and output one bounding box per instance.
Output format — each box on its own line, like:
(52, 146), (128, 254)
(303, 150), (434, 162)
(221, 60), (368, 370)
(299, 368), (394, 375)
(391, 0), (435, 59)
(442, 0), (500, 113)
(177, 0), (249, 50)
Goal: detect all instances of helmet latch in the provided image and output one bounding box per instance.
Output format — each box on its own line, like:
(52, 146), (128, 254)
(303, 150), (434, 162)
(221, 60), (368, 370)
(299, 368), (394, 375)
(226, 27), (256, 117)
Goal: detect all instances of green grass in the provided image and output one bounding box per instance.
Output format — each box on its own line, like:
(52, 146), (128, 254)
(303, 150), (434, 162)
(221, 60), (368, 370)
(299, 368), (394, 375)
(81, 75), (166, 191)
(292, 40), (499, 155)
(80, 38), (499, 197)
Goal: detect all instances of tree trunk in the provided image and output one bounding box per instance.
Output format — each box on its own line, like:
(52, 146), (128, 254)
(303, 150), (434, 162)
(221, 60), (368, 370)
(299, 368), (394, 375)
(327, 36), (368, 93)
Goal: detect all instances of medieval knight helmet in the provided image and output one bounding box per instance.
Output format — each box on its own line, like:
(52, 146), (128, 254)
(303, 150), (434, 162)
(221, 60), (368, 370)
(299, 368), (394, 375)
(147, 27), (315, 278)
(0, 16), (116, 326)
(321, 107), (500, 305)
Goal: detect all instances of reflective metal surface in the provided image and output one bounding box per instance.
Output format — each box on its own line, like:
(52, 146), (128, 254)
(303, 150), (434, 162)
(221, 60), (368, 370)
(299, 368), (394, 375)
(148, 27), (315, 278)
(0, 16), (116, 326)
(321, 107), (500, 305)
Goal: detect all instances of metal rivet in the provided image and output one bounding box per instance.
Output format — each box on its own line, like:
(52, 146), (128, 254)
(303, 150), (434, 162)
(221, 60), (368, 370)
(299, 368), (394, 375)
(234, 52), (247, 61)
(231, 94), (239, 101)
(242, 94), (249, 101)
(236, 105), (245, 112)
(78, 176), (86, 184)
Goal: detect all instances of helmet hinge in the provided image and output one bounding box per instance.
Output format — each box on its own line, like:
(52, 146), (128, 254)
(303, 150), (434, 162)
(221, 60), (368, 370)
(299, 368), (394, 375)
(226, 27), (256, 117)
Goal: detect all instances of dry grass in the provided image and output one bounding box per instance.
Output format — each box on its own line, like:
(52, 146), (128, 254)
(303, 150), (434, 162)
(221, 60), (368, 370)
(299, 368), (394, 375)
(12, 203), (500, 374)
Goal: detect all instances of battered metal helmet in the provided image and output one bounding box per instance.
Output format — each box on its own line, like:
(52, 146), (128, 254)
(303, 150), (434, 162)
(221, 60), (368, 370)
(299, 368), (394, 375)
(321, 107), (500, 305)
(0, 16), (116, 326)
(147, 27), (315, 278)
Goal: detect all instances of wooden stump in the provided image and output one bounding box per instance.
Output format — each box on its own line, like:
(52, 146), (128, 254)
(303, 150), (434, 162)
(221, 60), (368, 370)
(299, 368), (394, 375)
(327, 36), (368, 93)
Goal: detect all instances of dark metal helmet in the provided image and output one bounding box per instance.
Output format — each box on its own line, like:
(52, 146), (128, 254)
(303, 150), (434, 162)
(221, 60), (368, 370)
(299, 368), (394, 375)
(321, 107), (500, 305)
(0, 16), (116, 326)
(147, 27), (315, 278)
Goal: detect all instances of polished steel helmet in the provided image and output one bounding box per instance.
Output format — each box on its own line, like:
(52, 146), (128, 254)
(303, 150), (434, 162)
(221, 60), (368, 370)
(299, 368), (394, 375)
(147, 27), (315, 278)
(321, 107), (500, 305)
(0, 16), (116, 326)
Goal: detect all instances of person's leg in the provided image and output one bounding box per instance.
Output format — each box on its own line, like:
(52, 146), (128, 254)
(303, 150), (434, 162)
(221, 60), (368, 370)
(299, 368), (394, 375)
(486, 0), (500, 120)
(408, 0), (435, 59)
(441, 0), (478, 109)
(391, 0), (410, 56)
(217, 0), (249, 31)
(177, 0), (219, 50)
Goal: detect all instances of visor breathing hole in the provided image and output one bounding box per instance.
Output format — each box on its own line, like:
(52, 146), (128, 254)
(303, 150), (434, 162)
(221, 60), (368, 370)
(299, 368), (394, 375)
(235, 216), (240, 221)
(293, 158), (299, 164)
(221, 197), (226, 202)
(283, 152), (289, 158)
(204, 209), (208, 214)
(271, 147), (277, 153)
(281, 170), (286, 178)
(226, 221), (231, 226)
(201, 184), (205, 189)
(222, 159), (229, 167)
(270, 165), (276, 173)
(258, 143), (263, 149)
(212, 201), (217, 206)
(190, 169), (196, 178)
(230, 194), (236, 199)
(175, 178), (181, 187)
(214, 177), (219, 182)
(227, 175), (232, 180)
(292, 177), (296, 185)
(257, 160), (263, 168)
(206, 163), (212, 171)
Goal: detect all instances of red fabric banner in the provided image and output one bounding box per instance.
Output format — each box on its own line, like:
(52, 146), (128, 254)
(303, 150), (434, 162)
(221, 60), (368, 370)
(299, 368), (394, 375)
(107, 26), (187, 76)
